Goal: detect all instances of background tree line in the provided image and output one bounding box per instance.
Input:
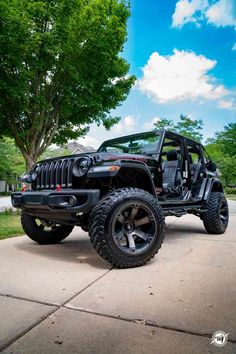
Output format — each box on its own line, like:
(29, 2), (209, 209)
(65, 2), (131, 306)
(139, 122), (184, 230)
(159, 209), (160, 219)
(1, 115), (235, 188)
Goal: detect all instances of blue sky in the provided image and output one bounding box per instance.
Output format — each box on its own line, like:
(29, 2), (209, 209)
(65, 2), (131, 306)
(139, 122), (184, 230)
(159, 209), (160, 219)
(79, 0), (236, 148)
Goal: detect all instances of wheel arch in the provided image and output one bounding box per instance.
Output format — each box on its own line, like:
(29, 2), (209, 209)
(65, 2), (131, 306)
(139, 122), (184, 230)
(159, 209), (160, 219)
(204, 178), (224, 201)
(114, 163), (156, 196)
(211, 181), (224, 193)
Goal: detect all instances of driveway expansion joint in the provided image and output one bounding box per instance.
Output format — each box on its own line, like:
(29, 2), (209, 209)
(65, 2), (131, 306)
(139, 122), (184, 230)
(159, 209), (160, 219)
(62, 305), (236, 344)
(0, 293), (60, 308)
(2, 293), (235, 353)
(1, 267), (236, 347)
(1, 203), (236, 352)
(60, 267), (113, 307)
(0, 267), (113, 352)
(0, 305), (56, 353)
(0, 268), (113, 309)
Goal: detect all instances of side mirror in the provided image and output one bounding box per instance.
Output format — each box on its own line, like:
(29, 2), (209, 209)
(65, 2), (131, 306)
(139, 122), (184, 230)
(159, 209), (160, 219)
(206, 160), (216, 172)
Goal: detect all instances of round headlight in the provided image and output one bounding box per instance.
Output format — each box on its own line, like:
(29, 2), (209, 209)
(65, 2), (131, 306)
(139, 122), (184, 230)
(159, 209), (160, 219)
(20, 173), (31, 183)
(31, 165), (39, 181)
(72, 158), (90, 177)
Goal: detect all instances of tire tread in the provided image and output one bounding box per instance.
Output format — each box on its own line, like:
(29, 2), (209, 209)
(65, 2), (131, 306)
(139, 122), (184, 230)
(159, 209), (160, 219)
(21, 212), (74, 244)
(203, 192), (228, 234)
(89, 188), (165, 268)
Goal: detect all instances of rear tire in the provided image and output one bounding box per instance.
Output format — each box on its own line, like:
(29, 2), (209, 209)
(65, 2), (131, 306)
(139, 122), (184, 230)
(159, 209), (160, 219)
(202, 192), (229, 234)
(89, 188), (165, 268)
(21, 212), (74, 244)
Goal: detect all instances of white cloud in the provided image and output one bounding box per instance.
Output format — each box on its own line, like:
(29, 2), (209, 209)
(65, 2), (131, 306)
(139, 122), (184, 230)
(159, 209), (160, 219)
(143, 117), (161, 130)
(137, 49), (227, 103)
(76, 135), (98, 147)
(172, 0), (236, 28)
(206, 0), (236, 27)
(172, 0), (209, 28)
(77, 115), (137, 149)
(232, 43), (236, 50)
(113, 115), (137, 134)
(218, 99), (236, 110)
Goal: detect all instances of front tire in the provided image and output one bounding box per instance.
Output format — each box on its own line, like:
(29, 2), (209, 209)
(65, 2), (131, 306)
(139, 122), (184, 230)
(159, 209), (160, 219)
(89, 188), (165, 268)
(21, 212), (74, 244)
(202, 192), (229, 234)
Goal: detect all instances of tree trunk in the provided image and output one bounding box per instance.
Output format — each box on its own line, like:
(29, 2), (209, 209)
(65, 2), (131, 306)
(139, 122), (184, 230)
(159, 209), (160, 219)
(25, 155), (37, 172)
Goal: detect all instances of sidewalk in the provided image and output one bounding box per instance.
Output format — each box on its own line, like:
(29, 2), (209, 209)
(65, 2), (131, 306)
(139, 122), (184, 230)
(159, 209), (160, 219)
(0, 202), (235, 353)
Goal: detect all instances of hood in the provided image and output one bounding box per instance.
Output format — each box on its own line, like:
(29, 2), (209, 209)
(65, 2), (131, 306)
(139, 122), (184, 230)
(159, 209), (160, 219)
(38, 151), (157, 166)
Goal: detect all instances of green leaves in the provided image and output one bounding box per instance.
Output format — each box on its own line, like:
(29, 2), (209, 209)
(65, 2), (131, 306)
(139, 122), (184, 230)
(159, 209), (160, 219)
(154, 115), (203, 142)
(0, 138), (25, 181)
(175, 114), (203, 142)
(205, 123), (236, 186)
(154, 118), (175, 132)
(0, 0), (135, 169)
(213, 123), (236, 157)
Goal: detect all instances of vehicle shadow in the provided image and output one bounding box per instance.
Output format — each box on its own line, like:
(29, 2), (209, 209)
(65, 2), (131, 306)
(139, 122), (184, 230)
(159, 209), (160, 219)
(15, 221), (207, 269)
(165, 220), (207, 242)
(15, 232), (110, 270)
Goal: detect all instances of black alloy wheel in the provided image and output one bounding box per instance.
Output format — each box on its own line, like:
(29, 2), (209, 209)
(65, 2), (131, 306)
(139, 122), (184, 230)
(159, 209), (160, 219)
(89, 188), (165, 268)
(111, 202), (157, 255)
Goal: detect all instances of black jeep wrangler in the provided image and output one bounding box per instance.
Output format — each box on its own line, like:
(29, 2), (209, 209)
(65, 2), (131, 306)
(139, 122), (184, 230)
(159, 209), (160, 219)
(12, 130), (229, 268)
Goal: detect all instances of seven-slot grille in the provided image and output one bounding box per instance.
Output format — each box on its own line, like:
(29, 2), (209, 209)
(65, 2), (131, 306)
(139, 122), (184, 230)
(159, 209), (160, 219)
(35, 157), (76, 190)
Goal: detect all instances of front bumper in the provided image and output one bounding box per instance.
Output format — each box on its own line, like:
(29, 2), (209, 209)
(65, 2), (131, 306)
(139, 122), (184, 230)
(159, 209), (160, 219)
(11, 189), (100, 213)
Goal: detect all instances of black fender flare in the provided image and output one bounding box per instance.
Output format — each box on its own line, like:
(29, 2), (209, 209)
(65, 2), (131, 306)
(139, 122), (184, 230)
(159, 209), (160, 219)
(115, 162), (156, 196)
(87, 161), (156, 196)
(203, 177), (224, 201)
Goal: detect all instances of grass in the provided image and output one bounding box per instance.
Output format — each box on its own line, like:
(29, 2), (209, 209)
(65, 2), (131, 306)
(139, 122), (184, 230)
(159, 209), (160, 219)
(0, 213), (24, 240)
(226, 194), (236, 201)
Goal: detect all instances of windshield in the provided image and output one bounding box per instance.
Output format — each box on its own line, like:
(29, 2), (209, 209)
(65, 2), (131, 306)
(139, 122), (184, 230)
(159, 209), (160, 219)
(97, 131), (161, 155)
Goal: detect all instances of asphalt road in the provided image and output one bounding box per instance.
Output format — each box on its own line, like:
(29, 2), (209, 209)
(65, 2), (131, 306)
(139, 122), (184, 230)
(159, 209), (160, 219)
(0, 201), (235, 353)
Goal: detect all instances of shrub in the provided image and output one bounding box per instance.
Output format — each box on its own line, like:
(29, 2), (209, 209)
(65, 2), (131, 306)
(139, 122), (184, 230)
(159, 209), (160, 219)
(2, 207), (21, 215)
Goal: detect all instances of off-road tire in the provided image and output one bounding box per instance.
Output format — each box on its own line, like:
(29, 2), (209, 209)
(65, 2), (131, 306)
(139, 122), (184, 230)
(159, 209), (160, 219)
(89, 188), (165, 268)
(21, 212), (74, 244)
(203, 192), (229, 234)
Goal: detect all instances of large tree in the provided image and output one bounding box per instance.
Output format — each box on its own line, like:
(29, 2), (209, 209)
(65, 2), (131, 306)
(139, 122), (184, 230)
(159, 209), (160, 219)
(0, 0), (135, 170)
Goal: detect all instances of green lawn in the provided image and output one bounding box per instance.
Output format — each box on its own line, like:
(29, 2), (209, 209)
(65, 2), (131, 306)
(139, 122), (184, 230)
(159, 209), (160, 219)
(226, 194), (236, 201)
(0, 213), (24, 240)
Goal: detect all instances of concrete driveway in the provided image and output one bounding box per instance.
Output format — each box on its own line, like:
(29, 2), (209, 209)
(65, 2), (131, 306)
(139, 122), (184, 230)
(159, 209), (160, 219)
(0, 201), (235, 354)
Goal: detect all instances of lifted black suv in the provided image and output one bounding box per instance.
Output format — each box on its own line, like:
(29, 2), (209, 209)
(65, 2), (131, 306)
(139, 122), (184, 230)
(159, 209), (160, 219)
(12, 130), (229, 268)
